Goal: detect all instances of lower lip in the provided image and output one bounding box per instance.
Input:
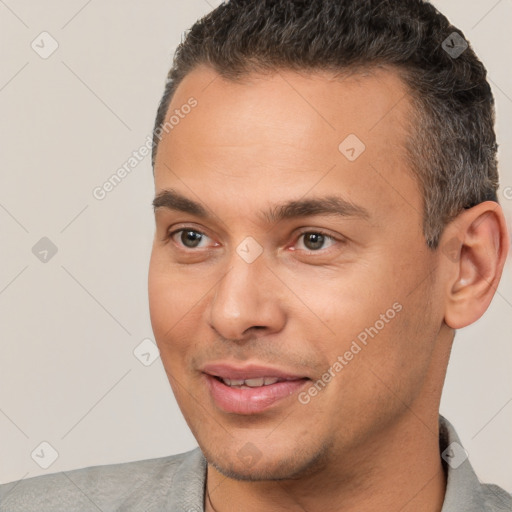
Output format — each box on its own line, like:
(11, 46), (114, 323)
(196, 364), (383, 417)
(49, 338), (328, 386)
(204, 374), (309, 414)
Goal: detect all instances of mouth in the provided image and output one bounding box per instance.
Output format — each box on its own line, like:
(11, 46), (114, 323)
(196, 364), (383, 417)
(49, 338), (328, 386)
(215, 376), (300, 388)
(202, 363), (311, 415)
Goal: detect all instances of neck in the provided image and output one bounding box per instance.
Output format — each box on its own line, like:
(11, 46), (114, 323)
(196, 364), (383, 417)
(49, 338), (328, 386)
(204, 325), (454, 512)
(205, 411), (446, 512)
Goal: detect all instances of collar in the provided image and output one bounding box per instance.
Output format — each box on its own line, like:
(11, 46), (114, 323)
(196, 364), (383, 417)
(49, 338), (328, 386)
(166, 415), (506, 511)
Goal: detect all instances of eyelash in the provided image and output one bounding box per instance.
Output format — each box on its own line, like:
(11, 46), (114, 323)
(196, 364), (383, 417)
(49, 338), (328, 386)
(165, 227), (340, 253)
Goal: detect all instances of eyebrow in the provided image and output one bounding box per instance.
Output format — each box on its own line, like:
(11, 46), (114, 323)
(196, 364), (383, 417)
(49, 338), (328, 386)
(152, 188), (370, 224)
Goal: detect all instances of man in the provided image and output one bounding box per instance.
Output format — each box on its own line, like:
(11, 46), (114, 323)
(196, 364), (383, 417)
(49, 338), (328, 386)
(1, 0), (510, 510)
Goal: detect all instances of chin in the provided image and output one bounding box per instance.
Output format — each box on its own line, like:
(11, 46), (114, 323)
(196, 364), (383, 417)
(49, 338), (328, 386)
(201, 439), (332, 482)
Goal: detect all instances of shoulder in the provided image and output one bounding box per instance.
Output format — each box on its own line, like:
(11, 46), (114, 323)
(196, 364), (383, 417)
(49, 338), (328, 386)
(0, 448), (205, 512)
(439, 415), (511, 512)
(480, 483), (512, 511)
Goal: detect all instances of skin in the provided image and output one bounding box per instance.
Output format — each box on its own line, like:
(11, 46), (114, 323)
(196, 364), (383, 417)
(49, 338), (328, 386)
(148, 65), (509, 512)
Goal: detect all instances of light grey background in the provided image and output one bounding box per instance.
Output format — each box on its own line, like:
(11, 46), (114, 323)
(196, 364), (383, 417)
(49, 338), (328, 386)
(0, 0), (511, 492)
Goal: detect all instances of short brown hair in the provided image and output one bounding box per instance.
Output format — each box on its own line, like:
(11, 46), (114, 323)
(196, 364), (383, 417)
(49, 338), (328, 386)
(152, 0), (499, 248)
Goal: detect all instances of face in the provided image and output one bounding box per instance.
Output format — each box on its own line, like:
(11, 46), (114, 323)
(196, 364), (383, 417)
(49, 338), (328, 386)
(149, 65), (447, 481)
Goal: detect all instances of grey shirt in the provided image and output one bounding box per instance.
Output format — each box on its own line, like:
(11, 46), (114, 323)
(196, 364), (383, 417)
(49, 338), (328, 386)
(0, 416), (510, 511)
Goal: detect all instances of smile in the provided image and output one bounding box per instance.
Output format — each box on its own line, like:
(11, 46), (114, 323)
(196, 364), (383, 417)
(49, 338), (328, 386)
(204, 374), (309, 415)
(219, 376), (292, 388)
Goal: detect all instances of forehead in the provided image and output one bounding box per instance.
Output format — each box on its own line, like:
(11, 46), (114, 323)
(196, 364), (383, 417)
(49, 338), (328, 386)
(165, 64), (412, 148)
(154, 65), (420, 228)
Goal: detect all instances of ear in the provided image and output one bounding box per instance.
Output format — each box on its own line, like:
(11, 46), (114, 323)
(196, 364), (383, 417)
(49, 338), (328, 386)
(440, 201), (510, 329)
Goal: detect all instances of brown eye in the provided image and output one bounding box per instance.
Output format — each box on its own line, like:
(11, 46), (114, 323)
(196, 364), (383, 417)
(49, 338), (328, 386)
(169, 229), (209, 249)
(294, 229), (344, 256)
(302, 233), (326, 251)
(180, 230), (203, 248)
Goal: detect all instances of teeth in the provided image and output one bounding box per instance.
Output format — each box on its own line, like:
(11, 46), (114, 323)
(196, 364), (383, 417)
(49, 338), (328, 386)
(220, 377), (282, 387)
(225, 378), (245, 386)
(244, 378), (265, 387)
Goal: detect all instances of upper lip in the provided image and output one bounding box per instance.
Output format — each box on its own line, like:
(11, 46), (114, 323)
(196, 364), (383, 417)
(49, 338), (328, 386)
(201, 363), (310, 381)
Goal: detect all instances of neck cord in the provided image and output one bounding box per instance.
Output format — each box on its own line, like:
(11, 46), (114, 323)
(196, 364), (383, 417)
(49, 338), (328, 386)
(206, 485), (219, 512)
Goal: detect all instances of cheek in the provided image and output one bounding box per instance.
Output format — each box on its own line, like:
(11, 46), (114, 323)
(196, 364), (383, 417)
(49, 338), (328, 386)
(334, 293), (438, 415)
(148, 253), (204, 358)
(304, 268), (396, 349)
(306, 262), (430, 394)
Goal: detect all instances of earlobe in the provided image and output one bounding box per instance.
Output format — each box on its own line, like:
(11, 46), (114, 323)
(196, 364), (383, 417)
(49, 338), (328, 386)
(442, 201), (509, 330)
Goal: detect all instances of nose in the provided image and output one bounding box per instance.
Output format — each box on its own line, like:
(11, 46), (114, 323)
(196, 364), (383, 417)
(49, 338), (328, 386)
(207, 250), (287, 342)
